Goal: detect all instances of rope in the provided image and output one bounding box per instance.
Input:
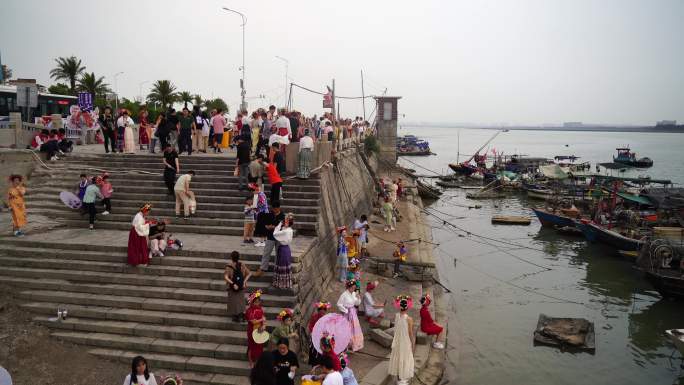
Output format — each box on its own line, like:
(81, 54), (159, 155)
(290, 83), (375, 100)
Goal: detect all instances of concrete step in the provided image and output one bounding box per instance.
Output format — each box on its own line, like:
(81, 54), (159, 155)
(66, 154), (239, 163)
(17, 289), (286, 318)
(21, 301), (280, 331)
(87, 347), (251, 377)
(0, 255), (288, 282)
(27, 208), (318, 233)
(0, 276), (293, 307)
(51, 331), (246, 360)
(26, 189), (319, 207)
(44, 219), (273, 236)
(25, 202), (318, 222)
(24, 194), (321, 215)
(32, 179), (322, 192)
(0, 244), (301, 268)
(34, 316), (247, 345)
(0, 267), (294, 295)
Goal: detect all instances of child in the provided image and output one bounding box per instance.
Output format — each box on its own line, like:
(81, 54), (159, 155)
(7, 174), (27, 237)
(100, 173), (113, 215)
(339, 353), (359, 385)
(271, 308), (299, 353)
(419, 294), (444, 349)
(352, 215), (369, 257)
(337, 226), (349, 282)
(82, 176), (103, 230)
(76, 174), (89, 203)
(347, 258), (361, 291)
(392, 241), (407, 278)
(243, 196), (256, 244)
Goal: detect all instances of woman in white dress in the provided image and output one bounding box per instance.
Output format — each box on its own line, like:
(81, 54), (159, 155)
(118, 110), (136, 154)
(123, 355), (158, 385)
(337, 279), (364, 351)
(388, 295), (414, 385)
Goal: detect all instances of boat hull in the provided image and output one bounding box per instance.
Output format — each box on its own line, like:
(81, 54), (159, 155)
(397, 150), (433, 156)
(532, 208), (576, 228)
(448, 163), (476, 176)
(613, 157), (653, 168)
(576, 222), (644, 251)
(644, 270), (684, 300)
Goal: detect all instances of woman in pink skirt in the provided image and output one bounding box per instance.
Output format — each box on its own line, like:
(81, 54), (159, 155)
(128, 203), (151, 266)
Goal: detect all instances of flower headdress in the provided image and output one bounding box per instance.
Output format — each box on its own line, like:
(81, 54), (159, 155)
(160, 374), (183, 385)
(337, 226), (347, 234)
(8, 174), (23, 183)
(394, 294), (413, 311)
(338, 352), (349, 368)
(320, 333), (336, 349)
(277, 308), (294, 321)
(315, 301), (332, 311)
(366, 280), (379, 292)
(345, 279), (357, 288)
(140, 203), (152, 213)
(347, 258), (361, 270)
(247, 289), (262, 305)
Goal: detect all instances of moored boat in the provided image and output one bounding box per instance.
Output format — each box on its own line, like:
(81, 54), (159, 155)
(575, 220), (645, 251)
(416, 179), (442, 201)
(532, 208), (576, 228)
(613, 147), (653, 168)
(644, 270), (684, 300)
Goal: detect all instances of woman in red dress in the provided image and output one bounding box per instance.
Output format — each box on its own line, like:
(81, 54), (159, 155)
(127, 204), (151, 266)
(419, 294), (444, 349)
(138, 109), (150, 150)
(245, 290), (266, 367)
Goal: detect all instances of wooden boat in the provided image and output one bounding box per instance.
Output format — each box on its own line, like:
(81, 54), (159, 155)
(436, 180), (461, 188)
(644, 270), (684, 299)
(416, 180), (442, 201)
(533, 314), (595, 353)
(617, 250), (639, 260)
(492, 216), (531, 225)
(575, 221), (645, 251)
(448, 162), (477, 175)
(526, 188), (554, 200)
(613, 147), (653, 168)
(665, 329), (684, 355)
(532, 208), (576, 228)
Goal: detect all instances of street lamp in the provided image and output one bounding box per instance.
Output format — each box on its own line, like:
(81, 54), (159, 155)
(138, 80), (149, 103)
(221, 7), (247, 112)
(275, 56), (289, 108)
(113, 71), (124, 112)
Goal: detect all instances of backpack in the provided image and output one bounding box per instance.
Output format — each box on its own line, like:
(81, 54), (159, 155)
(231, 262), (244, 291)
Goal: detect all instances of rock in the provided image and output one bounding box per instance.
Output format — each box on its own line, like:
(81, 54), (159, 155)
(379, 319), (392, 329)
(369, 328), (393, 348)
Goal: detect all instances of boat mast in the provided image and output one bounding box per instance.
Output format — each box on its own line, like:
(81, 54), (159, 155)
(464, 129), (503, 164)
(456, 129), (460, 163)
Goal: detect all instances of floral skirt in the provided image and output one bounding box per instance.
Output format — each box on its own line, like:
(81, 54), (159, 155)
(273, 244), (292, 289)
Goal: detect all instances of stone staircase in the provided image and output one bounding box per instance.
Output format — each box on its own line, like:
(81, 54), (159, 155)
(0, 153), (319, 385)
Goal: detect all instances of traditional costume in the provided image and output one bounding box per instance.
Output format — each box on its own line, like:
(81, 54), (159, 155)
(308, 301), (331, 366)
(337, 281), (364, 352)
(363, 281), (384, 319)
(271, 308), (299, 353)
(420, 294), (444, 341)
(246, 290), (266, 363)
(297, 131), (314, 179)
(127, 204), (151, 266)
(337, 227), (349, 282)
(7, 176), (27, 235)
(272, 219), (294, 289)
(388, 295), (414, 384)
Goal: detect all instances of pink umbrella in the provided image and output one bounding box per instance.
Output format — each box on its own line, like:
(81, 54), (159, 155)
(60, 191), (82, 209)
(312, 313), (352, 355)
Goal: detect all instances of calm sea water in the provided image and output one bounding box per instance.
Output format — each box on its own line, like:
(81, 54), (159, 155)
(398, 127), (684, 385)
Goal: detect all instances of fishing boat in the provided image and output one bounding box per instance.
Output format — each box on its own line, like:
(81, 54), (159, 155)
(637, 238), (684, 299)
(575, 220), (645, 251)
(532, 208), (577, 228)
(448, 130), (504, 175)
(644, 270), (684, 299)
(397, 135), (433, 156)
(491, 216), (531, 225)
(613, 147), (653, 168)
(416, 179), (442, 201)
(526, 187), (555, 200)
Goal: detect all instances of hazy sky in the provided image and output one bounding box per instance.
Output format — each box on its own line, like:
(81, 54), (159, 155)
(2, 0), (683, 125)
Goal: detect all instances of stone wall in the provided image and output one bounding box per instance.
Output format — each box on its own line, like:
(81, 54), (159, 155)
(295, 146), (378, 336)
(0, 150), (37, 206)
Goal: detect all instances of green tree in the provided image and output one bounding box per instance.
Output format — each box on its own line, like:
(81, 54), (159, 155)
(178, 91), (193, 109)
(49, 56), (85, 94)
(193, 94), (204, 109)
(146, 80), (178, 110)
(77, 72), (111, 99)
(118, 98), (142, 118)
(48, 83), (72, 95)
(204, 98), (229, 113)
(1, 64), (12, 84)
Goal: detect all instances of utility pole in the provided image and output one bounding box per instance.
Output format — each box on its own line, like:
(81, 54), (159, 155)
(331, 78), (336, 123)
(361, 70), (366, 121)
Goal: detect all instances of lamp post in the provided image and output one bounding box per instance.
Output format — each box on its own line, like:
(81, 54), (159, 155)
(113, 71), (124, 112)
(275, 56), (289, 108)
(138, 80), (149, 103)
(221, 7), (247, 112)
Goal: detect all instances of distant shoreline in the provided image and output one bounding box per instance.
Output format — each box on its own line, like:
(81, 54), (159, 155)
(403, 125), (684, 133)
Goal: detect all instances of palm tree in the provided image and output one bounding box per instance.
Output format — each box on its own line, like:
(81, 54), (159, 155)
(193, 94), (204, 109)
(179, 91), (193, 109)
(146, 80), (178, 110)
(49, 56), (86, 94)
(77, 72), (111, 98)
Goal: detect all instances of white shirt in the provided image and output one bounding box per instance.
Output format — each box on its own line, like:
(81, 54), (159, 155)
(116, 116), (134, 128)
(275, 116), (292, 136)
(322, 371), (344, 385)
(174, 174), (192, 192)
(273, 222), (293, 245)
(269, 133), (290, 146)
(337, 290), (361, 314)
(363, 292), (383, 318)
(132, 212), (150, 237)
(353, 219), (368, 242)
(123, 373), (158, 385)
(299, 136), (314, 152)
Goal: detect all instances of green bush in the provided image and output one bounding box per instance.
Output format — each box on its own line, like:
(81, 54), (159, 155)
(364, 135), (380, 155)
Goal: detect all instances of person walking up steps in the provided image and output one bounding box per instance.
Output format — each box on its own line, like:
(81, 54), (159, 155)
(82, 176), (103, 230)
(254, 203), (284, 277)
